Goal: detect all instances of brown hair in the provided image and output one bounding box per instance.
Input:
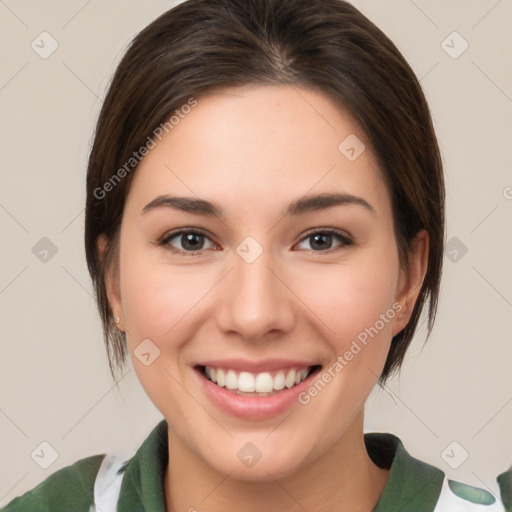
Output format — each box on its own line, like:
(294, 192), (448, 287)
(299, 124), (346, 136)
(85, 0), (445, 383)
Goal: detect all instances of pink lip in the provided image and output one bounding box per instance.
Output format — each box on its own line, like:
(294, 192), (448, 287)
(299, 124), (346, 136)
(195, 358), (316, 373)
(194, 365), (320, 420)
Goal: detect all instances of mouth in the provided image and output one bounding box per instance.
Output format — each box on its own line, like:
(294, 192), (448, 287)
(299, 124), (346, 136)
(195, 364), (322, 397)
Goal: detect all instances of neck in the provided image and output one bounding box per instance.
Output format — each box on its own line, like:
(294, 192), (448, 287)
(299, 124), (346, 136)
(164, 411), (389, 512)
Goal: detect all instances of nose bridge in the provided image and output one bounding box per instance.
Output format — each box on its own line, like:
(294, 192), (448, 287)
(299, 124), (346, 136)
(216, 239), (294, 339)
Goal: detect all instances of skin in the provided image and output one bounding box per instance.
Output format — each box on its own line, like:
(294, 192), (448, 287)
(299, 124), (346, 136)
(98, 84), (428, 512)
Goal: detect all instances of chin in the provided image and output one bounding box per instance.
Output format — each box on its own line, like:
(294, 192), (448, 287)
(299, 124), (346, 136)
(196, 433), (315, 482)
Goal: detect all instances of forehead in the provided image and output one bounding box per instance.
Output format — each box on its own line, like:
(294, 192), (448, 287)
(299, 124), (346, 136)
(125, 85), (390, 220)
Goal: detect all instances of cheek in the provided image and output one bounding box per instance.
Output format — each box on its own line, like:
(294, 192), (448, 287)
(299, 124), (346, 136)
(117, 246), (204, 413)
(120, 261), (201, 343)
(118, 235), (220, 363)
(290, 251), (400, 376)
(298, 260), (399, 333)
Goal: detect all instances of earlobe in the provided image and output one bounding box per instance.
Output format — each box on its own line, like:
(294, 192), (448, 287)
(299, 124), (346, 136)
(96, 234), (125, 331)
(393, 230), (429, 334)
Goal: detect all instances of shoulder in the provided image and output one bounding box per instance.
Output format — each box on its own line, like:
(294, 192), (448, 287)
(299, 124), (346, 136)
(434, 477), (506, 511)
(1, 454), (105, 512)
(2, 420), (168, 512)
(497, 465), (512, 511)
(365, 432), (509, 512)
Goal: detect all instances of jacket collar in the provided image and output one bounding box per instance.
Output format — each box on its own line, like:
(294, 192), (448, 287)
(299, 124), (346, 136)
(116, 420), (445, 512)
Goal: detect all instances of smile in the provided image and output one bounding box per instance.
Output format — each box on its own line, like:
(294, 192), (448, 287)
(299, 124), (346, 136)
(200, 365), (320, 396)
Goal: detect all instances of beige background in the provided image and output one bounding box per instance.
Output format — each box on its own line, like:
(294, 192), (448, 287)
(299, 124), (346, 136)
(1, 0), (511, 506)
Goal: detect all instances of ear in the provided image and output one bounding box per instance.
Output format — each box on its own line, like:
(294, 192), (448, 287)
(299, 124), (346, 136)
(393, 230), (429, 336)
(97, 234), (125, 332)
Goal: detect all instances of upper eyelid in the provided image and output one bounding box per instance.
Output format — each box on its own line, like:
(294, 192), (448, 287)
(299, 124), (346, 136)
(300, 227), (352, 240)
(160, 227), (210, 241)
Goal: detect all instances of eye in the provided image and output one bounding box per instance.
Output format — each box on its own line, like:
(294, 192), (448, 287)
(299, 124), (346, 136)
(158, 227), (353, 256)
(159, 229), (217, 255)
(295, 229), (353, 252)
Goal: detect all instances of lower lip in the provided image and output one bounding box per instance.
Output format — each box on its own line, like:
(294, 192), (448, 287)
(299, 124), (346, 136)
(195, 368), (318, 420)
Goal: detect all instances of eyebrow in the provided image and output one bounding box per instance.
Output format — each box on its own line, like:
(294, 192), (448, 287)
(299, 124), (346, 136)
(141, 192), (375, 218)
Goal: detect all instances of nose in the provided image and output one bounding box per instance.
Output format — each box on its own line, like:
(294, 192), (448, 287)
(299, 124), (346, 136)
(215, 246), (296, 342)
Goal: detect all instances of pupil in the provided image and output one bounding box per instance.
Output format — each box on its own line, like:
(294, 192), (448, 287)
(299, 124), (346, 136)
(311, 233), (331, 250)
(182, 233), (203, 250)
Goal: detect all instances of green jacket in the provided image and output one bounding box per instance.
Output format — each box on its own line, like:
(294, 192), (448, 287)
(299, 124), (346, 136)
(2, 419), (511, 511)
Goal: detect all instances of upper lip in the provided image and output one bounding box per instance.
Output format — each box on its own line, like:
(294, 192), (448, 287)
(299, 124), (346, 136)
(195, 358), (319, 373)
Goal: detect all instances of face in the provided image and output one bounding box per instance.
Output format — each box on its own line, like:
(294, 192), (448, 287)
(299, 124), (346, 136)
(102, 85), (426, 481)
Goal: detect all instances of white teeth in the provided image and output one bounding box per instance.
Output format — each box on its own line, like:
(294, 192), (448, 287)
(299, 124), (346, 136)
(273, 371), (285, 390)
(216, 369), (225, 387)
(203, 366), (312, 393)
(285, 370), (296, 388)
(255, 372), (273, 393)
(238, 372), (255, 392)
(225, 370), (238, 390)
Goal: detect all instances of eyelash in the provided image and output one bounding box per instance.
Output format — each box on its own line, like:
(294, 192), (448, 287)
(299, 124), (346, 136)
(157, 227), (354, 256)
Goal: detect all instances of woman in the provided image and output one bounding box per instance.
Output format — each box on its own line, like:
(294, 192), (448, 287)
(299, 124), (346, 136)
(3, 0), (510, 510)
